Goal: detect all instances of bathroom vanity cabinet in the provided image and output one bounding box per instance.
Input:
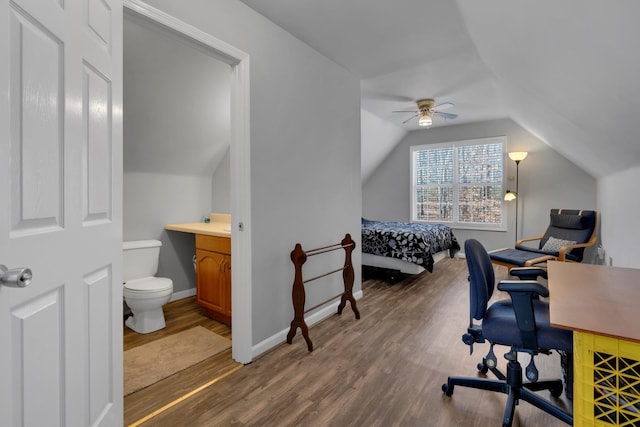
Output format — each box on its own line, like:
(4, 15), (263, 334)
(195, 234), (231, 325)
(165, 214), (232, 326)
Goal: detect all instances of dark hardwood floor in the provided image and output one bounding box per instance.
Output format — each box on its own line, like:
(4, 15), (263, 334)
(123, 296), (232, 350)
(126, 258), (572, 426)
(124, 297), (238, 425)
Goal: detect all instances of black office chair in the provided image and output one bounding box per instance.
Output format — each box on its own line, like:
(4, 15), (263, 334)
(442, 239), (573, 427)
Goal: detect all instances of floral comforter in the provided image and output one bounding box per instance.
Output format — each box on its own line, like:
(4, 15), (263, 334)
(361, 218), (460, 273)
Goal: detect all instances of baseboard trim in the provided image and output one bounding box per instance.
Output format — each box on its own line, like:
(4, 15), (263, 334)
(251, 290), (364, 359)
(168, 286), (363, 360)
(170, 287), (196, 302)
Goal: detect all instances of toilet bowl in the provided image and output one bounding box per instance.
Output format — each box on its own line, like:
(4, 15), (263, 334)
(123, 240), (174, 334)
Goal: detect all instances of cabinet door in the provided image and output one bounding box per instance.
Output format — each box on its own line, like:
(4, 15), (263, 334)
(196, 249), (229, 323)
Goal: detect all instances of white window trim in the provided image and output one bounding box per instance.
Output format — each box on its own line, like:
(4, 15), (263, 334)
(410, 136), (508, 231)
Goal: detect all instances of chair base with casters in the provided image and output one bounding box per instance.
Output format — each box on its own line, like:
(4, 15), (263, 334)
(442, 347), (572, 427)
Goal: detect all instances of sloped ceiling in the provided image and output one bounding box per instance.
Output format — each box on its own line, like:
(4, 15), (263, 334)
(239, 0), (640, 180)
(124, 12), (231, 176)
(458, 0), (640, 179)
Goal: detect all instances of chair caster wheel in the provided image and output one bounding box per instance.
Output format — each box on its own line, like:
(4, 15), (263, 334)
(550, 383), (563, 398)
(442, 383), (454, 396)
(477, 362), (489, 374)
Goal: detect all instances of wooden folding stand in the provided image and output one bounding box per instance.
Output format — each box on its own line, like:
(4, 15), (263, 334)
(286, 233), (360, 351)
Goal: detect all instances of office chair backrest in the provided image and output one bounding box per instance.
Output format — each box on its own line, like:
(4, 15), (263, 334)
(539, 209), (597, 261)
(465, 239), (495, 321)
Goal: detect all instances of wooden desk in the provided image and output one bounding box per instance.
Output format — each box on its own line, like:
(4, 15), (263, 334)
(548, 261), (640, 426)
(548, 261), (640, 343)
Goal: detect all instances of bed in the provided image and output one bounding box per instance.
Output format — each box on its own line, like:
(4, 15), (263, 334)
(361, 218), (460, 274)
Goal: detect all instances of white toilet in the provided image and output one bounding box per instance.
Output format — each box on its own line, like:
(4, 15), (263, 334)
(123, 240), (173, 334)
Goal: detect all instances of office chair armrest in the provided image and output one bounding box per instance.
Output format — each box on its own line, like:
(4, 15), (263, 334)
(509, 267), (548, 280)
(498, 280), (549, 349)
(498, 280), (549, 298)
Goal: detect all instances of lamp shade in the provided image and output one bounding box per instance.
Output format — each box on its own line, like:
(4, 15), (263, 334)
(508, 151), (528, 162)
(504, 190), (516, 201)
(418, 114), (432, 127)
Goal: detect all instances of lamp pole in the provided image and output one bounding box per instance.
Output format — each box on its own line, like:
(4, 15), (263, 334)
(506, 152), (527, 243)
(514, 159), (520, 242)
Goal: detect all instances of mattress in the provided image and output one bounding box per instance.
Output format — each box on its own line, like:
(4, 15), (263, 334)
(361, 218), (460, 273)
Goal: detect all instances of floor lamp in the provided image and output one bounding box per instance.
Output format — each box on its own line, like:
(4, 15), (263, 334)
(504, 151), (528, 241)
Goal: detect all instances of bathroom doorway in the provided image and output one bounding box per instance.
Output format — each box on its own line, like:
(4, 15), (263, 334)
(123, 2), (252, 364)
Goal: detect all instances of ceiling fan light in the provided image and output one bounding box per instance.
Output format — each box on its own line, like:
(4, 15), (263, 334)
(418, 114), (432, 127)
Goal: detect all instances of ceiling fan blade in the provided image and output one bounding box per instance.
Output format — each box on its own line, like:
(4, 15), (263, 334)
(392, 110), (419, 113)
(402, 113), (420, 124)
(434, 102), (454, 111)
(432, 111), (458, 120)
(361, 91), (415, 103)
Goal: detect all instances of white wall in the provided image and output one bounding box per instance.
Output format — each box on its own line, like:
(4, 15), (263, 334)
(123, 13), (231, 176)
(212, 146), (231, 213)
(598, 165), (640, 269)
(361, 108), (407, 181)
(144, 0), (362, 348)
(363, 118), (597, 257)
(124, 172), (211, 293)
(123, 13), (232, 294)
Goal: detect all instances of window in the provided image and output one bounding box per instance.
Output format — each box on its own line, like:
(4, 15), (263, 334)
(410, 136), (506, 230)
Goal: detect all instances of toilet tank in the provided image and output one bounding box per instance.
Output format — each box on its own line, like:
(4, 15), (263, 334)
(123, 240), (162, 283)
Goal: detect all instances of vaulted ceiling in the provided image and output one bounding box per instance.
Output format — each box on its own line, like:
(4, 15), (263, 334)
(239, 0), (640, 180)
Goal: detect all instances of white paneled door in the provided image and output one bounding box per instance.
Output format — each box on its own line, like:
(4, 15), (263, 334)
(0, 0), (123, 426)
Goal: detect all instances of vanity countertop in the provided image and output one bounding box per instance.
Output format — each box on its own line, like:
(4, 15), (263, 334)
(165, 213), (231, 238)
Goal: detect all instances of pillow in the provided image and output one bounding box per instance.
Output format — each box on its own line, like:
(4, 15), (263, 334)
(550, 213), (584, 229)
(542, 236), (577, 253)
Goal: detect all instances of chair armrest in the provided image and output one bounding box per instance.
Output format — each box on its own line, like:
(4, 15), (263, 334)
(497, 280), (549, 349)
(557, 245), (574, 261)
(557, 235), (598, 261)
(498, 280), (549, 297)
(509, 267), (548, 280)
(515, 234), (544, 247)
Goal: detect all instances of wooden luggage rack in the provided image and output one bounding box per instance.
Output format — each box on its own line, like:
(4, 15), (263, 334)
(286, 233), (360, 351)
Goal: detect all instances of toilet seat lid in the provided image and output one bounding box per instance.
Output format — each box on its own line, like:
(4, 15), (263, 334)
(124, 277), (172, 292)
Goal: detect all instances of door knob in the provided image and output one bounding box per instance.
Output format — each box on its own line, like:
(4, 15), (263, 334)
(0, 265), (32, 288)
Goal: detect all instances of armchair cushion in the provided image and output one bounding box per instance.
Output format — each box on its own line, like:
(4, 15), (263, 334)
(512, 245), (582, 262)
(539, 210), (597, 257)
(541, 236), (577, 253)
(550, 212), (586, 229)
(491, 247), (556, 266)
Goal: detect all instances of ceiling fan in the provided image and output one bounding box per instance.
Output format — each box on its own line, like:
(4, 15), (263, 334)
(393, 99), (458, 127)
